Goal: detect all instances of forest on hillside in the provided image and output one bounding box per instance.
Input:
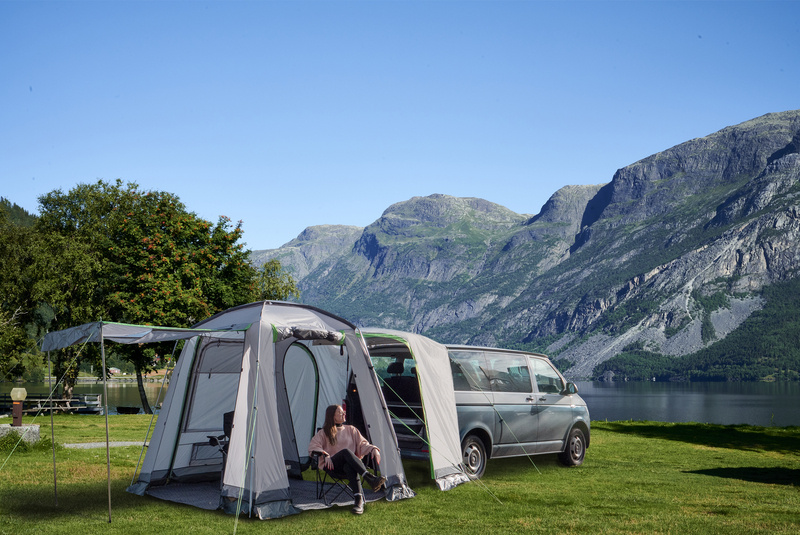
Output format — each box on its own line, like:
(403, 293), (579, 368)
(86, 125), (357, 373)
(591, 278), (800, 382)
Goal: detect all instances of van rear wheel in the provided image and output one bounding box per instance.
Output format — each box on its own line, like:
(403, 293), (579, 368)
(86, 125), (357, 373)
(462, 434), (487, 478)
(559, 426), (586, 467)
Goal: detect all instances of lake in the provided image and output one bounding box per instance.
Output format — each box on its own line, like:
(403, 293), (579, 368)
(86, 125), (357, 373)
(3, 380), (800, 426)
(1, 380), (167, 415)
(576, 380), (800, 427)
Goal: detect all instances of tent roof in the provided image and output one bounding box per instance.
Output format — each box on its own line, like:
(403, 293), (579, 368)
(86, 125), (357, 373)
(40, 301), (354, 352)
(41, 321), (249, 352)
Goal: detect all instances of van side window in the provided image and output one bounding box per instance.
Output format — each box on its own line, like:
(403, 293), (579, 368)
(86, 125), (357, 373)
(449, 350), (491, 392)
(485, 353), (532, 393)
(529, 358), (565, 394)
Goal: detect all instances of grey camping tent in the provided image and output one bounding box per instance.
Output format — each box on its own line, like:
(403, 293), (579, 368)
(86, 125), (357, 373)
(362, 328), (470, 491)
(44, 302), (414, 520)
(127, 301), (414, 518)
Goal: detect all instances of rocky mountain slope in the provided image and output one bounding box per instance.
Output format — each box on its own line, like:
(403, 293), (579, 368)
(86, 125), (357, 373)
(253, 110), (800, 379)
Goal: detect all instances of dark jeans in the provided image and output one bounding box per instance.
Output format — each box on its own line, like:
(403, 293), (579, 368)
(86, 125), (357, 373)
(328, 448), (367, 495)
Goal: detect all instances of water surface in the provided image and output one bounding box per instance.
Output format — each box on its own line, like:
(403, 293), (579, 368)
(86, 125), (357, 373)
(576, 380), (800, 427)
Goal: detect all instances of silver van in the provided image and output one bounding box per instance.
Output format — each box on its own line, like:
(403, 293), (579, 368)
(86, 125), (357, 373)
(369, 343), (590, 478)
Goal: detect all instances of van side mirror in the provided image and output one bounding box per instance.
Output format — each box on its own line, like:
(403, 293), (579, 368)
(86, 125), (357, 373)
(561, 382), (578, 395)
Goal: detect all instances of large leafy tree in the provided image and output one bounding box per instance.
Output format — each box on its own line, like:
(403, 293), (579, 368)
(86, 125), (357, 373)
(29, 228), (105, 397)
(105, 187), (256, 326)
(0, 208), (45, 381)
(0, 206), (97, 386)
(36, 179), (261, 411)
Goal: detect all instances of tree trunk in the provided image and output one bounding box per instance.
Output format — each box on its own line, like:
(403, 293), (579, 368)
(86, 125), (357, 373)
(136, 368), (153, 414)
(54, 349), (79, 400)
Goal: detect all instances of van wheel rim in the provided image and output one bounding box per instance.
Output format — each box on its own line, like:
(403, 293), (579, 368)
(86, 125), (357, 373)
(569, 434), (584, 461)
(464, 444), (483, 473)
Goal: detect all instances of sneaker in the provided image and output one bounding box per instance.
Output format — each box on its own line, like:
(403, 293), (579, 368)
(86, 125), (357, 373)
(351, 493), (364, 515)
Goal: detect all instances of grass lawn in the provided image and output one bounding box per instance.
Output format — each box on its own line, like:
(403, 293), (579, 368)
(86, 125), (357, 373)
(1, 415), (798, 534)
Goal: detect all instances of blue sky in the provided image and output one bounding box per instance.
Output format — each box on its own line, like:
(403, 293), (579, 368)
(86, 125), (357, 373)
(2, 1), (798, 250)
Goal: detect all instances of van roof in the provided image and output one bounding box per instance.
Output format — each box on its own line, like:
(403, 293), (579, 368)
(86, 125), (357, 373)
(445, 344), (550, 359)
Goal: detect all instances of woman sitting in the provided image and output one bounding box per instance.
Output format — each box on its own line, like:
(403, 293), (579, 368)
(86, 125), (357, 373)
(308, 404), (386, 515)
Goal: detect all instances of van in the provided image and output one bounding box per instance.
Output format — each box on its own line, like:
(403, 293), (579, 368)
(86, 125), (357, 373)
(366, 337), (590, 478)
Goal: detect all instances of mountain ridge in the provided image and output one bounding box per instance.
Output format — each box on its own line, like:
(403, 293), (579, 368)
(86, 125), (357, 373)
(253, 110), (800, 380)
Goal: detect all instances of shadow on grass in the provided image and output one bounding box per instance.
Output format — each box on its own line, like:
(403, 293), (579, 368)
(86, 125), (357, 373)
(686, 467), (800, 487)
(0, 480), (200, 521)
(595, 421), (800, 454)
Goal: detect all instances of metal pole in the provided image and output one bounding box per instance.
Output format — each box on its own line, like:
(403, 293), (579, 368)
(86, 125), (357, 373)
(100, 332), (112, 523)
(49, 352), (58, 506)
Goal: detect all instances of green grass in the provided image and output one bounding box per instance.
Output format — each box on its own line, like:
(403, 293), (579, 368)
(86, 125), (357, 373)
(1, 416), (798, 534)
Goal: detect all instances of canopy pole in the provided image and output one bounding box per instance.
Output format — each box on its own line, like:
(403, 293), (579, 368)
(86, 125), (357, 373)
(100, 331), (112, 523)
(48, 351), (58, 507)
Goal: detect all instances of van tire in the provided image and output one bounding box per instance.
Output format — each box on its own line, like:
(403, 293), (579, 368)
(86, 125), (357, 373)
(462, 434), (487, 478)
(559, 426), (586, 467)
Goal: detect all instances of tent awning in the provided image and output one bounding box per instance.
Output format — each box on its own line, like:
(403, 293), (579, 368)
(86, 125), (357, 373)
(41, 321), (250, 352)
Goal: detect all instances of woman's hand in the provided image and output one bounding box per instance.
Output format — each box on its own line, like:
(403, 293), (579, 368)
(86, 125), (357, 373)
(372, 448), (381, 466)
(322, 454), (334, 471)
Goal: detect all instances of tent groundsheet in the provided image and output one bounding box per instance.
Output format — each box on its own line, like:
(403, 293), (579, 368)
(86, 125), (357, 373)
(144, 479), (386, 512)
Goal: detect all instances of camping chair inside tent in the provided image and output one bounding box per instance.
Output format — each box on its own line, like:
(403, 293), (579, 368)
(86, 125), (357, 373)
(207, 411), (234, 467)
(311, 445), (383, 505)
(311, 451), (353, 505)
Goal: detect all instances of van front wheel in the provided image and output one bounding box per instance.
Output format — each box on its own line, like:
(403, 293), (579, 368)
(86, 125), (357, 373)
(559, 426), (586, 467)
(462, 434), (487, 478)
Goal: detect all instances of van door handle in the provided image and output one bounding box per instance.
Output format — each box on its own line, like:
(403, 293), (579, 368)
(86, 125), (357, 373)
(526, 396), (548, 402)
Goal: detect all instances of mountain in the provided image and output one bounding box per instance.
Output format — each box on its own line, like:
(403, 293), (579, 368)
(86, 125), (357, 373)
(253, 110), (800, 380)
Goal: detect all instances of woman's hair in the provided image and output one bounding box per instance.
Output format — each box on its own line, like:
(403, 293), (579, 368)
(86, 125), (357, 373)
(322, 404), (340, 445)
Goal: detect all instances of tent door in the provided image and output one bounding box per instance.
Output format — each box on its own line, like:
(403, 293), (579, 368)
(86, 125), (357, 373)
(284, 342), (319, 468)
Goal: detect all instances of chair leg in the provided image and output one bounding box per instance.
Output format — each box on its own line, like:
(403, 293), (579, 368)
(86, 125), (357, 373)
(316, 469), (354, 505)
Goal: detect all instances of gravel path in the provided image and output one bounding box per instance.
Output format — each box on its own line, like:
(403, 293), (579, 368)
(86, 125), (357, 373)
(64, 441), (147, 449)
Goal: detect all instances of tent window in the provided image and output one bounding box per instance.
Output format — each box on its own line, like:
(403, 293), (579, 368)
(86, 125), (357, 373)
(189, 443), (223, 466)
(184, 338), (243, 432)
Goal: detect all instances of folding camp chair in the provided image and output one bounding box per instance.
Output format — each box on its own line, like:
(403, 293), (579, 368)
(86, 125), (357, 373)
(208, 411), (234, 473)
(311, 451), (354, 505)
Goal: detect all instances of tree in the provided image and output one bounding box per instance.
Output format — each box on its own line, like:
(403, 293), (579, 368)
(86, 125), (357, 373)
(36, 179), (259, 411)
(255, 258), (300, 301)
(29, 229), (105, 397)
(0, 197), (37, 227)
(0, 208), (44, 381)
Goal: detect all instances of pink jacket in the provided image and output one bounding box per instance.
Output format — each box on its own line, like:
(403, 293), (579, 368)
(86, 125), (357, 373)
(308, 425), (378, 459)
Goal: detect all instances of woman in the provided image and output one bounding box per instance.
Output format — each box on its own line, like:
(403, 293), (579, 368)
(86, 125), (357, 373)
(308, 404), (386, 515)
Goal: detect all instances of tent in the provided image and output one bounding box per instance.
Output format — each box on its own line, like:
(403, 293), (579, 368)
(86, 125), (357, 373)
(361, 328), (470, 491)
(43, 302), (414, 520)
(41, 320), (249, 522)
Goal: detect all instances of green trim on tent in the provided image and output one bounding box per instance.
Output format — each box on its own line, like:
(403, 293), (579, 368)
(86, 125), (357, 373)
(361, 332), (441, 479)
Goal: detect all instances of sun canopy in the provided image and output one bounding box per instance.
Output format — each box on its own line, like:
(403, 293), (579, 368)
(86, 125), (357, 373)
(41, 321), (249, 352)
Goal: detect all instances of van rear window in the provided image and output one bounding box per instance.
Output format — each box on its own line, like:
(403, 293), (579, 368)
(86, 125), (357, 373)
(449, 350), (490, 391)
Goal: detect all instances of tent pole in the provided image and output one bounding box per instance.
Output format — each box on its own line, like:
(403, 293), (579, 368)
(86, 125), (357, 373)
(48, 351), (58, 507)
(100, 331), (112, 523)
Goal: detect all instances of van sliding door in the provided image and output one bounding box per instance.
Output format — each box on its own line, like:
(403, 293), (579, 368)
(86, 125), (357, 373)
(486, 351), (537, 456)
(528, 357), (571, 453)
